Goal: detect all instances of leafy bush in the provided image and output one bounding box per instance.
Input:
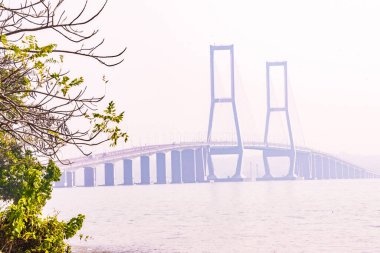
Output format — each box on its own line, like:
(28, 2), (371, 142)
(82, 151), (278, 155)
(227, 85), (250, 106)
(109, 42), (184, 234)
(0, 138), (85, 253)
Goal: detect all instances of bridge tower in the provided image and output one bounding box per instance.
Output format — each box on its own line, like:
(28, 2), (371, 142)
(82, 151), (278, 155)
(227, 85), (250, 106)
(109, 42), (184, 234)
(263, 61), (296, 179)
(207, 45), (243, 180)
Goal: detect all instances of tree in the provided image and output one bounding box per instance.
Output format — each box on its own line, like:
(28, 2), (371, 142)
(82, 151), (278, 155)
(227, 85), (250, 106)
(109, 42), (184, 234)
(0, 0), (127, 252)
(0, 136), (85, 252)
(0, 0), (128, 160)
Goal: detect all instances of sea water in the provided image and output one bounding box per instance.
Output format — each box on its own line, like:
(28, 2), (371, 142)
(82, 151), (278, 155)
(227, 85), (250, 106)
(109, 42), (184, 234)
(45, 180), (380, 253)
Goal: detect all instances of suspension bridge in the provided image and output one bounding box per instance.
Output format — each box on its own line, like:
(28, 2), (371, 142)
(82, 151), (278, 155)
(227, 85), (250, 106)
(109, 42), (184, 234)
(55, 45), (380, 187)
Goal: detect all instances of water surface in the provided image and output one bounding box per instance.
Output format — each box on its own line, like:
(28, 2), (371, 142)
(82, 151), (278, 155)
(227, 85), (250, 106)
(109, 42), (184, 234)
(45, 180), (380, 252)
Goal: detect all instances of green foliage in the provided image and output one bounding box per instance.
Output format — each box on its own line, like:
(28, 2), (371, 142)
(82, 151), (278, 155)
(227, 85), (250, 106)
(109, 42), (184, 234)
(89, 101), (128, 146)
(0, 34), (128, 157)
(0, 2), (128, 252)
(0, 32), (126, 252)
(0, 137), (84, 252)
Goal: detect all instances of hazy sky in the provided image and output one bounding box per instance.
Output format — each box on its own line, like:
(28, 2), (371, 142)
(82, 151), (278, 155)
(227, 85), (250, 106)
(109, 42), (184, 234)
(56, 0), (380, 158)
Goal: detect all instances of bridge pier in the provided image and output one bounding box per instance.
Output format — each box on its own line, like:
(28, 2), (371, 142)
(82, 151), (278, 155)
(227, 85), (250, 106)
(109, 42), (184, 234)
(182, 149), (196, 183)
(84, 167), (96, 187)
(347, 165), (352, 179)
(261, 62), (296, 181)
(295, 152), (312, 179)
(354, 168), (358, 179)
(66, 171), (75, 187)
(156, 153), (166, 184)
(330, 159), (337, 179)
(350, 169), (359, 179)
(123, 159), (133, 185)
(304, 153), (312, 179)
(195, 148), (206, 182)
(310, 154), (316, 179)
(314, 155), (323, 179)
(308, 154), (313, 179)
(311, 154), (319, 179)
(105, 163), (115, 186)
(336, 162), (343, 179)
(341, 164), (346, 179)
(171, 150), (182, 183)
(352, 168), (358, 178)
(262, 150), (296, 180)
(295, 155), (301, 177)
(347, 166), (352, 178)
(207, 45), (244, 181)
(140, 156), (150, 184)
(55, 170), (66, 187)
(321, 157), (326, 179)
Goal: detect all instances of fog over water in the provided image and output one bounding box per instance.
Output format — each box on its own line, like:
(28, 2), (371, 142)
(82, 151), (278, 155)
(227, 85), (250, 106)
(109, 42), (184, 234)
(46, 180), (380, 253)
(44, 1), (380, 252)
(55, 0), (380, 169)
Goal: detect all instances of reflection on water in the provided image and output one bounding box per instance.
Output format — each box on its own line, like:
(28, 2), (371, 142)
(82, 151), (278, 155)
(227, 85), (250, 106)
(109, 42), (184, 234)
(45, 180), (380, 253)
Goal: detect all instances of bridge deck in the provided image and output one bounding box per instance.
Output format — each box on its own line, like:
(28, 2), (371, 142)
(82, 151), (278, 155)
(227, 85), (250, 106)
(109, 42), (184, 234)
(58, 142), (376, 176)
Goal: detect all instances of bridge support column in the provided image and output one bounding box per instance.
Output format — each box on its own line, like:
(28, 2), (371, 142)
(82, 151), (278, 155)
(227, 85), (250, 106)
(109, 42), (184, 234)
(171, 150), (182, 183)
(123, 159), (133, 185)
(195, 148), (206, 182)
(349, 167), (354, 178)
(262, 61), (296, 180)
(330, 160), (337, 179)
(336, 162), (342, 179)
(311, 154), (317, 179)
(315, 155), (322, 180)
(181, 149), (196, 183)
(66, 171), (74, 187)
(346, 165), (351, 179)
(140, 156), (150, 184)
(295, 154), (302, 178)
(343, 164), (347, 179)
(303, 153), (312, 179)
(156, 153), (166, 184)
(295, 152), (311, 179)
(55, 170), (66, 187)
(207, 45), (244, 181)
(84, 167), (96, 187)
(105, 163), (115, 186)
(307, 153), (313, 180)
(352, 167), (356, 179)
(310, 155), (315, 179)
(323, 157), (331, 179)
(321, 156), (329, 179)
(342, 164), (347, 179)
(346, 166), (350, 178)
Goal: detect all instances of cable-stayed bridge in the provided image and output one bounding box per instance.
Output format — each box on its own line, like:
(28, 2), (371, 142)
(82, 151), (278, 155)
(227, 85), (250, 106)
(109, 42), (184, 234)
(56, 45), (380, 187)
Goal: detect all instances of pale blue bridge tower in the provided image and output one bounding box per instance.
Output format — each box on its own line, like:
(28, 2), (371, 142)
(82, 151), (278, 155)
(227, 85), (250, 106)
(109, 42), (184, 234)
(206, 45), (244, 181)
(262, 61), (296, 180)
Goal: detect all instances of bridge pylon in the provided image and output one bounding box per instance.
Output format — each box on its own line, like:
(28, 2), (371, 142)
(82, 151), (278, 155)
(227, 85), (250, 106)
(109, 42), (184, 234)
(206, 45), (243, 181)
(262, 61), (296, 180)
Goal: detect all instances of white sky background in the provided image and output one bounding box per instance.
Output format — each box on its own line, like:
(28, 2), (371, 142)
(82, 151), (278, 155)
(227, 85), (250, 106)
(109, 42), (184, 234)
(52, 0), (380, 158)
